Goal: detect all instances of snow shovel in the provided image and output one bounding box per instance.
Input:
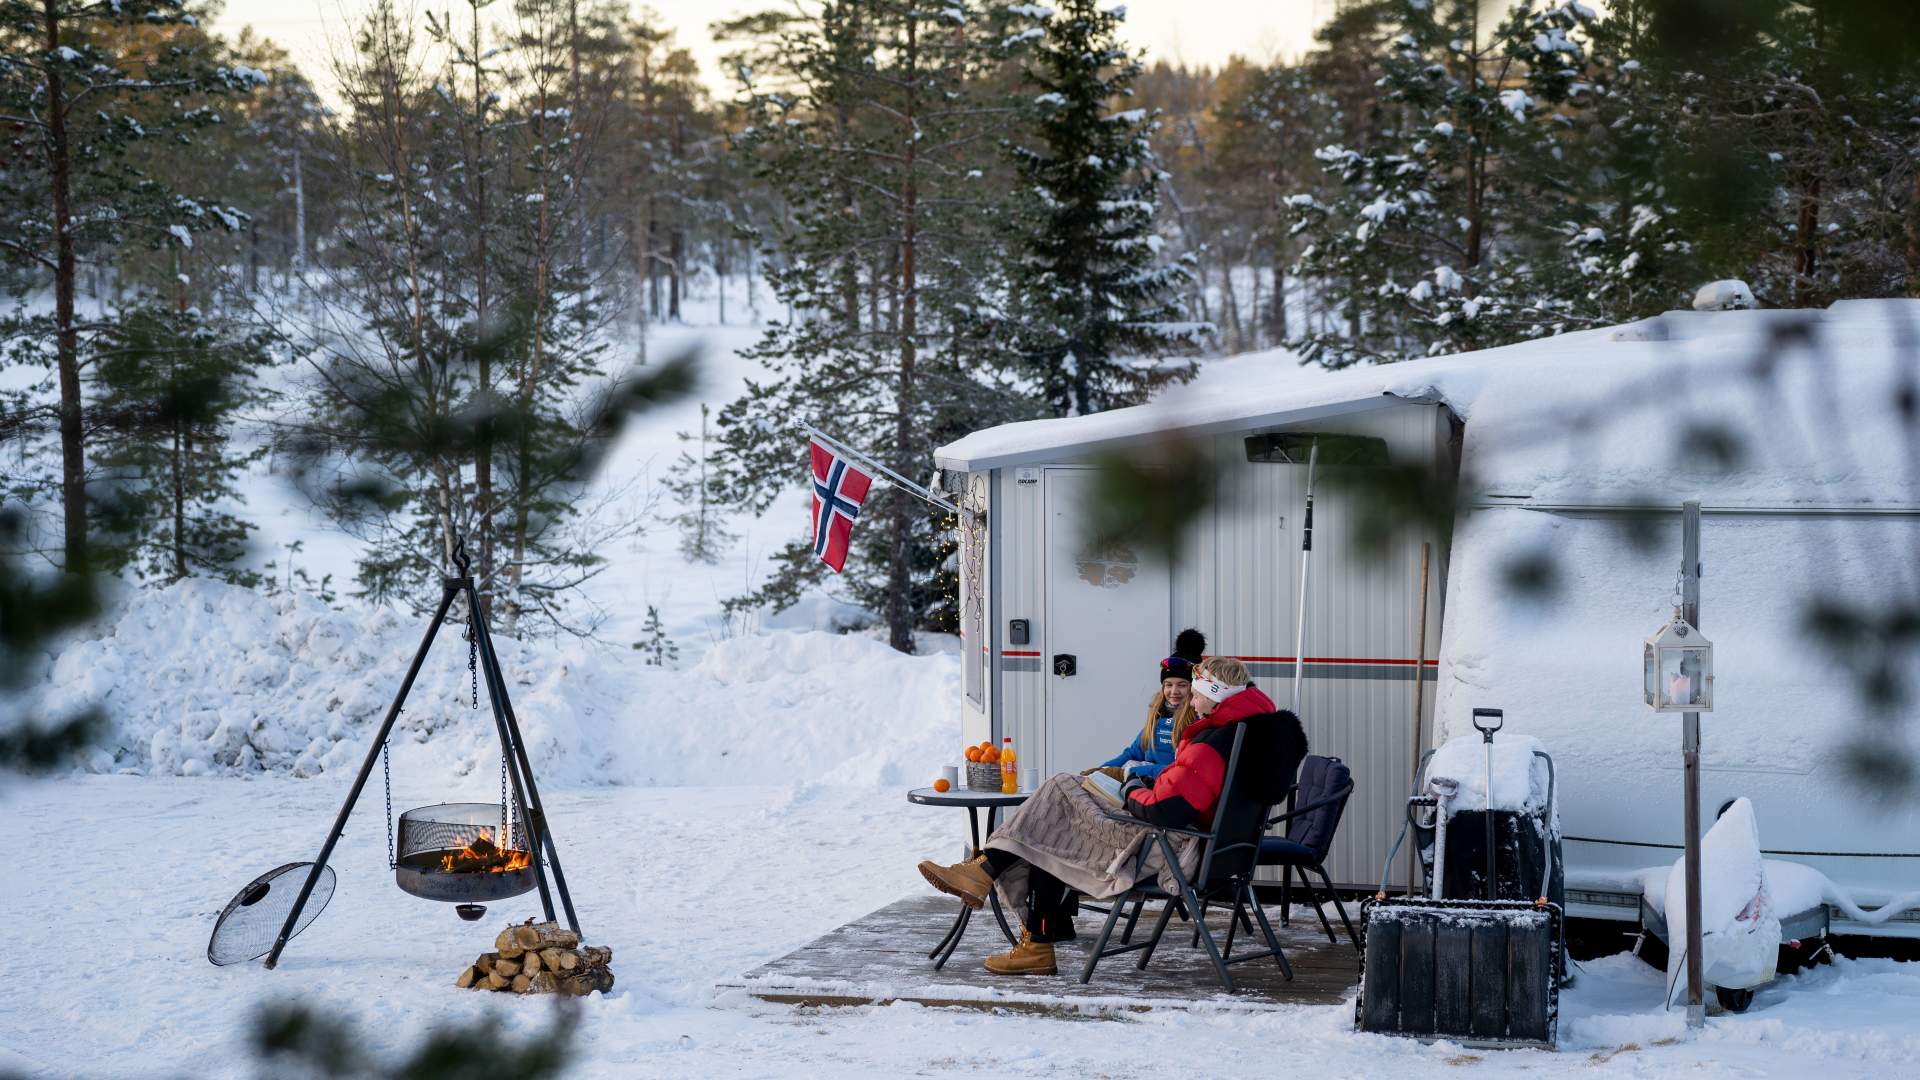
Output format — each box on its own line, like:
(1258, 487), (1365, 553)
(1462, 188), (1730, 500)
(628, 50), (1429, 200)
(1355, 707), (1564, 1050)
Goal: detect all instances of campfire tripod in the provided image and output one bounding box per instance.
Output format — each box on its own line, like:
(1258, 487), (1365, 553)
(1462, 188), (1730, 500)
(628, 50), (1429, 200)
(262, 538), (582, 969)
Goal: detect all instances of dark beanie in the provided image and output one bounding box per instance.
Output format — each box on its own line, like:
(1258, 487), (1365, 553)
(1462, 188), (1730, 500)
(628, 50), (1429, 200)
(1158, 628), (1207, 683)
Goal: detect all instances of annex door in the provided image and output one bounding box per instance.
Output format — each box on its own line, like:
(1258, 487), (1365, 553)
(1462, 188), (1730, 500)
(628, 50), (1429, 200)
(1043, 469), (1171, 778)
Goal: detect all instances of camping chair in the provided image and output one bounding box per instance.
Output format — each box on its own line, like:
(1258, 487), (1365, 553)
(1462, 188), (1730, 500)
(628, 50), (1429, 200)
(1253, 755), (1360, 951)
(1077, 726), (1293, 993)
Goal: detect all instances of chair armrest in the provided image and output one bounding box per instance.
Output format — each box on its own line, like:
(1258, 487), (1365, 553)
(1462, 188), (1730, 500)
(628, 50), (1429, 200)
(1264, 780), (1355, 828)
(1096, 809), (1212, 840)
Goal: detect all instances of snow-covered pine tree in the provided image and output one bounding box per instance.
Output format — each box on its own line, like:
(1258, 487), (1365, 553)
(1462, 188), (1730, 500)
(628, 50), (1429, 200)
(667, 403), (736, 564)
(0, 0), (262, 571)
(88, 305), (275, 584)
(708, 1), (1024, 652)
(1288, 1), (1618, 364)
(1006, 0), (1202, 416)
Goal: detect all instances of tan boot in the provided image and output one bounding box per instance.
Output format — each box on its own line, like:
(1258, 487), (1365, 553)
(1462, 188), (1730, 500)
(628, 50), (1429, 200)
(984, 931), (1057, 976)
(918, 853), (992, 909)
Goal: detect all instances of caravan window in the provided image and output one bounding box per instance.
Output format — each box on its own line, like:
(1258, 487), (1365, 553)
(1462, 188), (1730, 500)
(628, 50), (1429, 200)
(1245, 432), (1389, 466)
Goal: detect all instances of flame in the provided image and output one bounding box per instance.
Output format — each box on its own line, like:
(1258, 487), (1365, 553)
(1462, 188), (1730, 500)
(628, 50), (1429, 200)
(435, 826), (533, 874)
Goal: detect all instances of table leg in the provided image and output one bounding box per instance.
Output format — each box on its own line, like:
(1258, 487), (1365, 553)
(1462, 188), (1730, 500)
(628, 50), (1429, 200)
(930, 903), (970, 966)
(982, 806), (1018, 946)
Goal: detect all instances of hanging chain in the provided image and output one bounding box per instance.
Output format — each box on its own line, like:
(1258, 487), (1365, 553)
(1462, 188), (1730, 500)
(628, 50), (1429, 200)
(383, 731), (395, 869)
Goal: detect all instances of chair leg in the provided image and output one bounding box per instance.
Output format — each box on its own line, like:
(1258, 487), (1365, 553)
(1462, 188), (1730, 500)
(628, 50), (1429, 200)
(1237, 903), (1255, 935)
(1119, 897), (1143, 945)
(1135, 899), (1178, 970)
(1190, 899), (1209, 949)
(1279, 865), (1293, 926)
(1305, 868), (1338, 944)
(1078, 893), (1127, 984)
(1159, 835), (1232, 992)
(1223, 894), (1244, 961)
(1245, 880), (1294, 981)
(1320, 866), (1361, 951)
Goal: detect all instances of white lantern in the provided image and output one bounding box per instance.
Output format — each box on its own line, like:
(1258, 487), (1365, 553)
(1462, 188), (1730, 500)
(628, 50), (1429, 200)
(1644, 612), (1713, 712)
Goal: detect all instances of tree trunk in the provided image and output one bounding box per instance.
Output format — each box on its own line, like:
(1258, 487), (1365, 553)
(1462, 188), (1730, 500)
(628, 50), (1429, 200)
(1794, 173), (1820, 303)
(888, 20), (921, 655)
(1271, 245), (1288, 343)
(45, 4), (87, 574)
(292, 143), (307, 271)
(668, 227), (683, 321)
(473, 11), (494, 613)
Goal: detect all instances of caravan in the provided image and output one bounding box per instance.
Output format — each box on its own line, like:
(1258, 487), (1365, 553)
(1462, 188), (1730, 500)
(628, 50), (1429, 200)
(934, 298), (1920, 938)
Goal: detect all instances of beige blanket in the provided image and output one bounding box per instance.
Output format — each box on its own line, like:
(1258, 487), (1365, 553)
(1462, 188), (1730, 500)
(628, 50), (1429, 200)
(985, 772), (1200, 915)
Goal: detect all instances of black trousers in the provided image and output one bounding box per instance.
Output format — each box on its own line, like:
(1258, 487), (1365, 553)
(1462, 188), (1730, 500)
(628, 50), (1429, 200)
(984, 849), (1079, 943)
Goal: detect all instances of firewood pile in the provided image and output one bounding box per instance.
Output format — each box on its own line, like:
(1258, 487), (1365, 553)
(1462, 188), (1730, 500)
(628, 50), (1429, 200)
(455, 920), (614, 996)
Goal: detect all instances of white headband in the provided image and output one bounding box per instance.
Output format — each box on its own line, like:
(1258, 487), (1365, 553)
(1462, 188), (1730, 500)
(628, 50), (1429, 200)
(1193, 675), (1246, 704)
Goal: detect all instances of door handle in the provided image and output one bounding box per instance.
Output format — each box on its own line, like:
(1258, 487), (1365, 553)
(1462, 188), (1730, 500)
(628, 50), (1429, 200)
(1053, 654), (1077, 677)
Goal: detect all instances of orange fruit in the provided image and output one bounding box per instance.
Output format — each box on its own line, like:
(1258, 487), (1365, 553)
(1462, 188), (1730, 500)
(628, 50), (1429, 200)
(965, 747), (981, 762)
(983, 747), (1000, 763)
(933, 778), (951, 793)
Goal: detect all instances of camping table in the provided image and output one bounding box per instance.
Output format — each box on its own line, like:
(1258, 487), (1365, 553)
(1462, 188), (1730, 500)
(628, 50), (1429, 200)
(906, 787), (1029, 969)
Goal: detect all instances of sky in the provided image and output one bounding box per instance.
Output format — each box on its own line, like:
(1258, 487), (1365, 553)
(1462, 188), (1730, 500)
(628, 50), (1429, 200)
(215, 0), (1336, 102)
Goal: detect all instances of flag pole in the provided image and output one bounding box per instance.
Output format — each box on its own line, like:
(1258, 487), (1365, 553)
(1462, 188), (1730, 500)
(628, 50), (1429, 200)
(803, 424), (961, 516)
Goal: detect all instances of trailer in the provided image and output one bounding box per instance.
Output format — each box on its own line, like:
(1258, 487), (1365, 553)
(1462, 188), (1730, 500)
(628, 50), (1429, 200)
(934, 299), (1920, 928)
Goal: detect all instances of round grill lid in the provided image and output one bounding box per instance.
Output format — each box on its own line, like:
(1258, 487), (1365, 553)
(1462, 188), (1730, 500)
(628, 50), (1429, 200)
(208, 862), (337, 966)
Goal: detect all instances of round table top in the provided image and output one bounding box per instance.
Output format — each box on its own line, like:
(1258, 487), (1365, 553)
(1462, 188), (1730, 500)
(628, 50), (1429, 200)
(907, 786), (1030, 808)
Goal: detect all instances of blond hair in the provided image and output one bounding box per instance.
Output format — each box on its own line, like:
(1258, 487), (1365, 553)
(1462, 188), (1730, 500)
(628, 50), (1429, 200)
(1198, 656), (1250, 687)
(1143, 686), (1197, 749)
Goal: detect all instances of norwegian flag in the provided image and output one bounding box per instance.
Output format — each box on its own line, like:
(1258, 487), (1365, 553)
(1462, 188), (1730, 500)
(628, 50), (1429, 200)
(809, 440), (873, 573)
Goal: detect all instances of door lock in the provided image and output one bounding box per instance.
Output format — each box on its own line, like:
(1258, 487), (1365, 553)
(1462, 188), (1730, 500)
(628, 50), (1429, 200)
(1053, 654), (1077, 677)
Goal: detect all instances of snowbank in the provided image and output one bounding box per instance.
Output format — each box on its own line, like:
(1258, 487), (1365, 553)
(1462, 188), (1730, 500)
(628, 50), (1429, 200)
(1424, 732), (1553, 817)
(27, 579), (958, 789)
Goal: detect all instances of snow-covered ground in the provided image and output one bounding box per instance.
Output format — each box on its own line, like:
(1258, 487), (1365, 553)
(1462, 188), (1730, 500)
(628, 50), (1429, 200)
(6, 287), (1918, 1077)
(4, 770), (1919, 1079)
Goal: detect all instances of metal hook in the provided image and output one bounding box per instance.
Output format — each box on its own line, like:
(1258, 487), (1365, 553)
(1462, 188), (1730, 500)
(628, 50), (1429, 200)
(452, 532), (472, 576)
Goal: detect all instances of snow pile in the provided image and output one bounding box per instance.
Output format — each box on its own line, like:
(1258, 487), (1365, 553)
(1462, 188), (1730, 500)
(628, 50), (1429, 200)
(27, 578), (958, 789)
(1662, 797), (1780, 997)
(1424, 732), (1553, 817)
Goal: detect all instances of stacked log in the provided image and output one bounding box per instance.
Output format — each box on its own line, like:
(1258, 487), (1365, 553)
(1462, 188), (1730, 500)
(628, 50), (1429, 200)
(455, 920), (614, 996)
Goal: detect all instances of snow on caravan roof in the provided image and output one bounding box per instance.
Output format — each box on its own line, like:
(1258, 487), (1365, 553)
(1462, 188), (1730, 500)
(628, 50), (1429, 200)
(935, 299), (1920, 509)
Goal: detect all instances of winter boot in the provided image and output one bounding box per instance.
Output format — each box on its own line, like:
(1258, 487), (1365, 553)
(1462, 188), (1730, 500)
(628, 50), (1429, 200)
(918, 853), (992, 909)
(983, 931), (1057, 976)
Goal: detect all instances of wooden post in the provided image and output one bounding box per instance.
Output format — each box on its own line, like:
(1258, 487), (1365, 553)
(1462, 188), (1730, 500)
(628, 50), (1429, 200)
(1408, 541), (1431, 895)
(1680, 500), (1705, 1029)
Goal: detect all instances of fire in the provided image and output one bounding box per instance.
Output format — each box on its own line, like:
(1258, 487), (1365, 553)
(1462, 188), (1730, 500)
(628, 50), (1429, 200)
(436, 827), (533, 874)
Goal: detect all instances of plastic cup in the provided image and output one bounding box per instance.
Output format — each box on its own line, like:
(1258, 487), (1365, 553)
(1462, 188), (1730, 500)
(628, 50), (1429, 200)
(1022, 768), (1037, 793)
(939, 765), (959, 790)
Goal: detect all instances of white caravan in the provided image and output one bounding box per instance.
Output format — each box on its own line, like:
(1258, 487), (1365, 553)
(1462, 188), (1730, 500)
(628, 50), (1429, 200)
(934, 298), (1920, 939)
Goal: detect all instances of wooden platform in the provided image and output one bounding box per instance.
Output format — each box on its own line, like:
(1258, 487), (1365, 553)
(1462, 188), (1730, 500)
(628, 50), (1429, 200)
(727, 894), (1362, 1015)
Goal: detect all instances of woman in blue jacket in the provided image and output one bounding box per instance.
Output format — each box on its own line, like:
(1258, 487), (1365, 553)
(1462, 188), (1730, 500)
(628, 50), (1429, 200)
(1087, 629), (1207, 783)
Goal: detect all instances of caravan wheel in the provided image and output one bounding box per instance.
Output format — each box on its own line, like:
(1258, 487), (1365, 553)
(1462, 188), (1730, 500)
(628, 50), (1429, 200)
(1714, 986), (1756, 1013)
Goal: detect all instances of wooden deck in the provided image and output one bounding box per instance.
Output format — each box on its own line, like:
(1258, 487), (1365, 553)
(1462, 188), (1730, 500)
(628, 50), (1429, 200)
(727, 894), (1362, 1015)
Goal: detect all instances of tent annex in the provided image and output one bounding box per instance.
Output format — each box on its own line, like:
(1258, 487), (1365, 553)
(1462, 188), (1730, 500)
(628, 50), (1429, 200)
(935, 299), (1920, 932)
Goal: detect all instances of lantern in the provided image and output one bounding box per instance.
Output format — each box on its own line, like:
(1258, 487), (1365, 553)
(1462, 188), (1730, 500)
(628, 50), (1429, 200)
(1643, 611), (1713, 712)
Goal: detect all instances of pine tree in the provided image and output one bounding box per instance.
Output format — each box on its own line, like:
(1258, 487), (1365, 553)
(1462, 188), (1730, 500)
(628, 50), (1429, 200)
(709, 0), (1025, 652)
(667, 404), (736, 564)
(1007, 0), (1203, 416)
(0, 0), (262, 571)
(632, 605), (679, 667)
(89, 305), (274, 584)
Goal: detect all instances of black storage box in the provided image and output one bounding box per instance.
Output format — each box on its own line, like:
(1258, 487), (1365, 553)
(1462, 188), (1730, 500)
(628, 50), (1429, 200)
(1357, 898), (1561, 1050)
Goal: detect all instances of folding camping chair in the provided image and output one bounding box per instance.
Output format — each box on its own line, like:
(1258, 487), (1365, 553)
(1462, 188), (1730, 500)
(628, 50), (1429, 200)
(1255, 755), (1360, 950)
(1077, 726), (1295, 993)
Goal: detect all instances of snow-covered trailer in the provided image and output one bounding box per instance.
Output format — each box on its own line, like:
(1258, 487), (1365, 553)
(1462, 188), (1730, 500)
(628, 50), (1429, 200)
(936, 299), (1920, 935)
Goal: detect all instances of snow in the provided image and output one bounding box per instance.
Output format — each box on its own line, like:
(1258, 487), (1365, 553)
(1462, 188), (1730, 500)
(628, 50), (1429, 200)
(53, 45), (80, 62)
(1424, 733), (1554, 817)
(1007, 3), (1055, 17)
(1499, 88), (1535, 121)
(1693, 278), (1755, 310)
(166, 224), (193, 249)
(5, 771), (1920, 1076)
(1432, 121), (1454, 138)
(24, 579), (955, 791)
(1662, 799), (1780, 995)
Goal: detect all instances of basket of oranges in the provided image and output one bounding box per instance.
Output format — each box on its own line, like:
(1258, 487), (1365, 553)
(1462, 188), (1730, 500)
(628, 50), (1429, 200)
(963, 741), (1004, 791)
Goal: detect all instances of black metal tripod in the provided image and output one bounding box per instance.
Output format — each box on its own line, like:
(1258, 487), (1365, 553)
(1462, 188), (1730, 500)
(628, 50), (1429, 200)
(262, 540), (581, 969)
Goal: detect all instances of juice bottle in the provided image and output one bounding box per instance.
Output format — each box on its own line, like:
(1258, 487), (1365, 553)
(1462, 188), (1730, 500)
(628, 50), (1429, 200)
(1000, 737), (1018, 793)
